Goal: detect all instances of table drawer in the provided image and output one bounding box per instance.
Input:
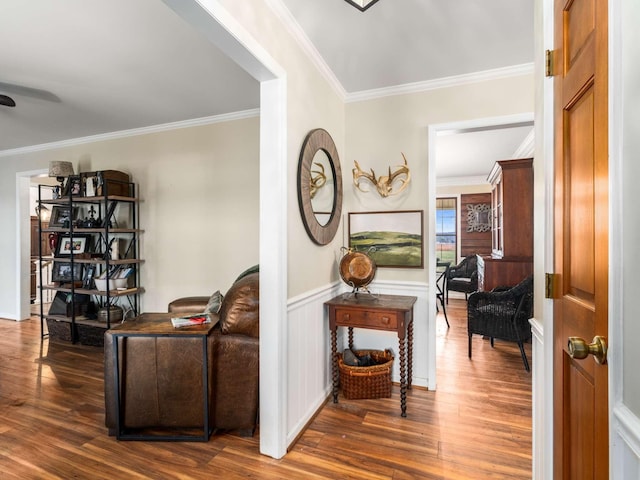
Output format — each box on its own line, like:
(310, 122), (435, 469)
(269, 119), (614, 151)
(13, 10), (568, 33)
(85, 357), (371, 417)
(335, 308), (398, 329)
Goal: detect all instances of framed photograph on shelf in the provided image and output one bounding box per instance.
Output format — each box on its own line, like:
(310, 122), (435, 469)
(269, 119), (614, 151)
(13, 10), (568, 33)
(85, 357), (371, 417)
(49, 205), (79, 228)
(64, 175), (82, 197)
(55, 234), (91, 256)
(348, 210), (424, 268)
(83, 175), (98, 197)
(51, 261), (84, 283)
(82, 264), (97, 289)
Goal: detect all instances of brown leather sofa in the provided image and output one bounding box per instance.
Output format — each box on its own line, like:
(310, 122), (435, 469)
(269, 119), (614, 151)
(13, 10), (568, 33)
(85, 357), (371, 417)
(104, 271), (259, 438)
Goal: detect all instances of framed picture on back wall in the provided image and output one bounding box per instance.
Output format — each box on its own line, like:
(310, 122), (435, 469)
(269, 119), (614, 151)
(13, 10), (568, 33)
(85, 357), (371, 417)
(348, 210), (424, 268)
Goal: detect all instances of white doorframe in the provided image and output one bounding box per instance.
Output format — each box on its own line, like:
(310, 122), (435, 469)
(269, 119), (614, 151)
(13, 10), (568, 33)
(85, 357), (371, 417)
(536, 0), (556, 476)
(153, 0), (292, 458)
(15, 169), (49, 321)
(427, 113), (534, 391)
(608, 0), (626, 475)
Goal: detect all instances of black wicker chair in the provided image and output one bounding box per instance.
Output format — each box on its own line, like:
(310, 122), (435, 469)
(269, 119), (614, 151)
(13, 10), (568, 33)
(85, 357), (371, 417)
(467, 275), (534, 371)
(445, 255), (478, 303)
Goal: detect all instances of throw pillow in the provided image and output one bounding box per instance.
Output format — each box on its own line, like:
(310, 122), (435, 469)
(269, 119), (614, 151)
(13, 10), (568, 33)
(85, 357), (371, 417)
(204, 290), (223, 314)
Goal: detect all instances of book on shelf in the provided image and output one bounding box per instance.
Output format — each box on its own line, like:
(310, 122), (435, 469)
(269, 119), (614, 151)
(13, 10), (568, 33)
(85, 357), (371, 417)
(170, 313), (212, 328)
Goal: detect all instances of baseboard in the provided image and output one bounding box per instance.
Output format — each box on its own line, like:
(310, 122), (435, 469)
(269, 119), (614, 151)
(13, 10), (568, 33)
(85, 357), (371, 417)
(286, 387), (332, 449)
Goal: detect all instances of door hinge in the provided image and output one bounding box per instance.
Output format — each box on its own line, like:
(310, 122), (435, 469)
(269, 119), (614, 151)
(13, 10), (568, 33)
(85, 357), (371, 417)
(545, 49), (554, 77)
(545, 273), (559, 299)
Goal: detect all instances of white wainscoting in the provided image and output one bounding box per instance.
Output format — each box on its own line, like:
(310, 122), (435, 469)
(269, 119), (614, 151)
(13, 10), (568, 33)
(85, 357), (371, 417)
(613, 405), (640, 478)
(285, 280), (429, 447)
(286, 282), (342, 447)
(530, 318), (547, 480)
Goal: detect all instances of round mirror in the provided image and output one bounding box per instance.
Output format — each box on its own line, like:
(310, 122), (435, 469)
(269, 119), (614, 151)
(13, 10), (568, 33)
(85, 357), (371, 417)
(297, 129), (343, 245)
(310, 150), (335, 226)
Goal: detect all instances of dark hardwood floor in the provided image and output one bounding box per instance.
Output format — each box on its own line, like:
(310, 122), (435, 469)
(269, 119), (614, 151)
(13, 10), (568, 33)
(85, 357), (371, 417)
(0, 299), (531, 479)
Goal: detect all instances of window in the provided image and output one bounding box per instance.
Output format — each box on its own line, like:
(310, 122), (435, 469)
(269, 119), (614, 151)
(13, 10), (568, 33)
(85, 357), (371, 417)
(436, 197), (457, 264)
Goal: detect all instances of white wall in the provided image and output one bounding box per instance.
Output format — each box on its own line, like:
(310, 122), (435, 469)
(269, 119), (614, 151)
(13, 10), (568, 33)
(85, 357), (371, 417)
(436, 183), (492, 196)
(345, 75), (534, 284)
(1, 117), (260, 318)
(217, 0), (347, 299)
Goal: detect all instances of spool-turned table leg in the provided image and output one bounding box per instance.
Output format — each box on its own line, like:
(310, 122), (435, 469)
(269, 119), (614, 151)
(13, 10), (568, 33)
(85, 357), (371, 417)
(408, 319), (414, 389)
(348, 327), (354, 351)
(399, 334), (407, 417)
(331, 328), (338, 403)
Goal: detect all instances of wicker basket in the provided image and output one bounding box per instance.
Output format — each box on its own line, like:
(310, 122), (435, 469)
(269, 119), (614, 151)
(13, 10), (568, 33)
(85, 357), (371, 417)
(338, 349), (393, 400)
(46, 319), (105, 347)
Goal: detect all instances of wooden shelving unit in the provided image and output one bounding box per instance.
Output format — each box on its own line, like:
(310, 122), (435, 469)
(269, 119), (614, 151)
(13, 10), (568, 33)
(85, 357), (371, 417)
(36, 171), (142, 345)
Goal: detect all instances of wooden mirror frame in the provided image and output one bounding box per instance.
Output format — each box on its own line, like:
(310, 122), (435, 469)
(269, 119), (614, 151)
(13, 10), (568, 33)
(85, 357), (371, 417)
(297, 129), (343, 245)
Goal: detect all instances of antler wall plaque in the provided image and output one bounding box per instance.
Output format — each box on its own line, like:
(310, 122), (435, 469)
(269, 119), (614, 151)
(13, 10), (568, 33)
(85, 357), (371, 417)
(352, 153), (411, 198)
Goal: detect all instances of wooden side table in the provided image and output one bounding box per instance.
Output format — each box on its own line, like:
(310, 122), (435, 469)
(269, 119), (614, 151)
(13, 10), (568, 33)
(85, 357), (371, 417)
(108, 313), (217, 441)
(325, 293), (417, 417)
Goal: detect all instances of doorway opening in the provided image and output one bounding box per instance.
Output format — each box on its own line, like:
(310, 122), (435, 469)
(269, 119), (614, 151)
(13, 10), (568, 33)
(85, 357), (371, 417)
(426, 112), (534, 387)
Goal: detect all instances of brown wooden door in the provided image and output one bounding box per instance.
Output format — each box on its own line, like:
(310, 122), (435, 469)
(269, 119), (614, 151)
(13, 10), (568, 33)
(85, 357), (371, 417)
(553, 0), (609, 478)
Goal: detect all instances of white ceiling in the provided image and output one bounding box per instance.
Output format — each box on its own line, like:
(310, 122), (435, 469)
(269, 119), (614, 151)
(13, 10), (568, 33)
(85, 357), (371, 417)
(0, 0), (260, 151)
(436, 123), (534, 182)
(280, 0), (534, 93)
(0, 0), (534, 180)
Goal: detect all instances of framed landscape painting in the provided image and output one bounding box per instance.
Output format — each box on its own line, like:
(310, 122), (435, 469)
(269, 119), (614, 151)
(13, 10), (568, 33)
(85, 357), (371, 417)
(348, 210), (424, 268)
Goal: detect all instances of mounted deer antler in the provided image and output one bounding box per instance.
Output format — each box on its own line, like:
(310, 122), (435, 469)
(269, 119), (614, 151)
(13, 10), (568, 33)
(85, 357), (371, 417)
(352, 153), (411, 198)
(309, 161), (327, 199)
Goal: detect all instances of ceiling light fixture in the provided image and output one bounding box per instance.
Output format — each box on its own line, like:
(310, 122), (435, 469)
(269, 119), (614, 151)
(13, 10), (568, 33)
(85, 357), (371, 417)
(0, 94), (16, 107)
(344, 0), (380, 12)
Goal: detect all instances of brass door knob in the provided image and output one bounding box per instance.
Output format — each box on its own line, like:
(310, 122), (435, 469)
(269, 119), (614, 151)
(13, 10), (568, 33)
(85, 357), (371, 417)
(567, 336), (607, 365)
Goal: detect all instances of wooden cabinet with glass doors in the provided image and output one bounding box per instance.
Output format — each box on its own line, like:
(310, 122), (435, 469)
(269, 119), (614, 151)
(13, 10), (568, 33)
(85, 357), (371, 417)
(480, 158), (533, 291)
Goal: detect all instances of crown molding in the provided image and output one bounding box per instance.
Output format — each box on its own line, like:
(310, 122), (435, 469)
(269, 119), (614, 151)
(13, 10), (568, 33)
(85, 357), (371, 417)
(265, 0), (346, 100)
(346, 63), (535, 103)
(436, 175), (489, 187)
(0, 109), (260, 157)
(511, 127), (535, 158)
